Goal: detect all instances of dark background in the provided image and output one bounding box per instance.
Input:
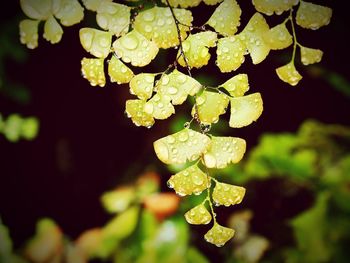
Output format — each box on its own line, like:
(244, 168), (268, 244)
(0, 0), (349, 251)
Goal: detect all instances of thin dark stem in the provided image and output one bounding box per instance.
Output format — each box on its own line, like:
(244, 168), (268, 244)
(165, 0), (192, 77)
(165, 0), (205, 130)
(166, 0), (207, 134)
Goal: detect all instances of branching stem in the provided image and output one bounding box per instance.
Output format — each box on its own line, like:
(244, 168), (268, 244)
(165, 0), (191, 77)
(289, 9), (299, 63)
(206, 180), (217, 223)
(165, 0), (204, 131)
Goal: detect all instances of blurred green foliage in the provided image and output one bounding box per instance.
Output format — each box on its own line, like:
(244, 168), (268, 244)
(0, 17), (39, 143)
(0, 113), (39, 142)
(0, 18), (31, 105)
(1, 119), (350, 262)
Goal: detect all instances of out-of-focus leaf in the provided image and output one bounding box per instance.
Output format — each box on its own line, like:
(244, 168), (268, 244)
(307, 66), (350, 98)
(143, 193), (180, 221)
(0, 222), (12, 256)
(0, 84), (31, 105)
(245, 133), (316, 180)
(136, 172), (160, 197)
(24, 218), (63, 263)
(138, 210), (158, 243)
(324, 156), (350, 212)
(322, 155), (350, 185)
(154, 217), (189, 263)
(21, 117), (39, 140)
(3, 114), (22, 142)
(227, 210), (253, 242)
(65, 243), (85, 263)
(325, 71), (350, 97)
(75, 228), (102, 259)
(290, 192), (331, 263)
(101, 186), (135, 213)
(95, 206), (139, 259)
(234, 235), (269, 263)
(134, 211), (157, 263)
(187, 246), (210, 263)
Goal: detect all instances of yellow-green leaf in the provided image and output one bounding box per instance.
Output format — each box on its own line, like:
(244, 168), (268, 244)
(185, 204), (212, 224)
(81, 57), (106, 87)
(79, 28), (112, 58)
(161, 0), (201, 8)
(240, 13), (270, 64)
(129, 73), (156, 100)
(0, 223), (13, 255)
(167, 164), (210, 196)
(203, 136), (246, 168)
(125, 99), (155, 127)
(43, 15), (63, 44)
(20, 0), (52, 20)
(66, 243), (85, 263)
(252, 0), (299, 15)
(157, 69), (202, 105)
(229, 92), (263, 128)
(220, 73), (249, 97)
(206, 0), (241, 36)
(300, 46), (323, 65)
(102, 206), (139, 240)
(212, 182), (245, 206)
(108, 56), (134, 84)
(101, 186), (135, 213)
(54, 0), (84, 26)
(2, 114), (22, 142)
(81, 0), (106, 11)
(276, 61), (302, 86)
(153, 128), (211, 164)
(21, 117), (39, 140)
(204, 223), (235, 247)
(144, 93), (175, 120)
(24, 218), (62, 263)
(296, 1), (332, 30)
(134, 7), (193, 49)
(113, 29), (159, 67)
(19, 19), (40, 49)
(178, 31), (217, 69)
(216, 36), (246, 72)
(263, 22), (293, 50)
(96, 2), (130, 36)
(203, 0), (223, 5)
(193, 91), (229, 124)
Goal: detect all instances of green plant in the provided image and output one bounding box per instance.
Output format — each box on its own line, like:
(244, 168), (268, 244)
(18, 0), (332, 247)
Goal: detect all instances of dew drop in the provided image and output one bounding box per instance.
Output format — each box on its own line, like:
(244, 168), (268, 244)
(177, 74), (187, 84)
(144, 25), (152, 33)
(161, 75), (170, 85)
(200, 48), (208, 58)
(167, 135), (175, 144)
(155, 141), (169, 163)
(144, 103), (154, 114)
(179, 132), (189, 142)
(167, 86), (178, 95)
(157, 19), (165, 26)
(167, 179), (174, 188)
(204, 154), (216, 168)
(192, 175), (204, 186)
(121, 34), (138, 50)
(183, 122), (190, 128)
(97, 16), (108, 29)
(143, 12), (155, 22)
